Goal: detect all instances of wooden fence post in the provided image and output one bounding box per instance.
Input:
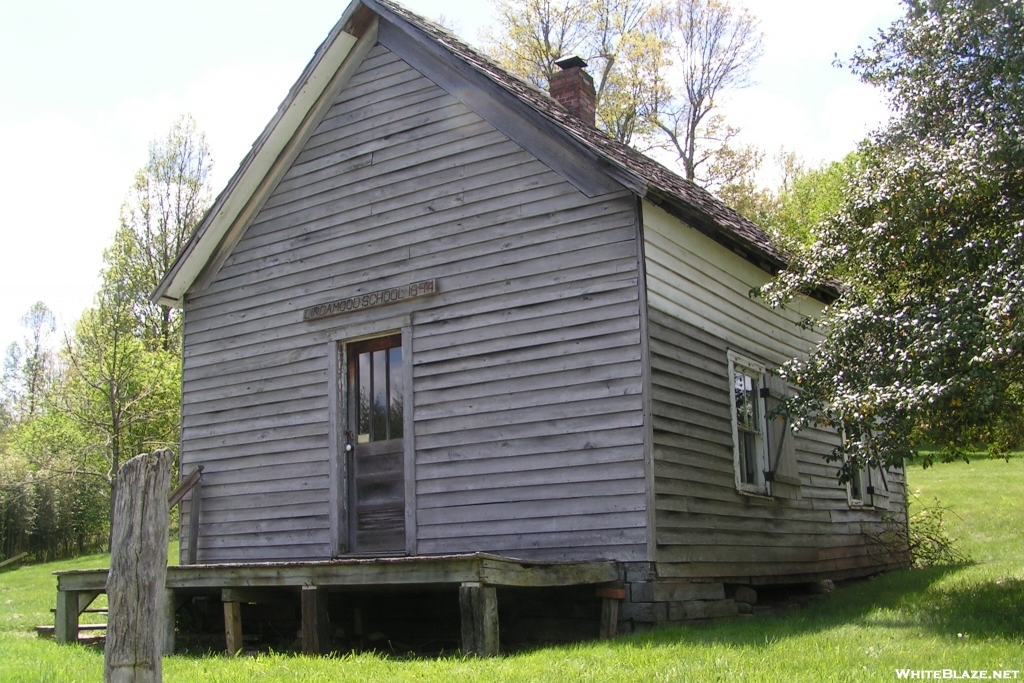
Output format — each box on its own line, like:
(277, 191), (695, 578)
(104, 449), (172, 683)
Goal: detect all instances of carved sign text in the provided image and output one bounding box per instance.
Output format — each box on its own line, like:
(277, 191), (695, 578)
(303, 279), (437, 322)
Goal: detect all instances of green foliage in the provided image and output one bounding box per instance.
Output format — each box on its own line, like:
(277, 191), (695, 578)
(0, 409), (108, 562)
(760, 0), (1024, 478)
(765, 154), (859, 249)
(906, 498), (971, 568)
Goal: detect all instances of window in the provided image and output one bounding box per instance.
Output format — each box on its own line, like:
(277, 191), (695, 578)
(728, 351), (768, 495)
(842, 422), (889, 508)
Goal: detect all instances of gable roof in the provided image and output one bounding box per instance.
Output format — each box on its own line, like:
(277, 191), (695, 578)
(153, 0), (789, 308)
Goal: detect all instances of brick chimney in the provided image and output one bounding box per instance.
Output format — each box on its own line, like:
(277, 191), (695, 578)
(549, 56), (596, 127)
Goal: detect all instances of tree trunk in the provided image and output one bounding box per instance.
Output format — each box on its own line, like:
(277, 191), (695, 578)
(104, 449), (172, 683)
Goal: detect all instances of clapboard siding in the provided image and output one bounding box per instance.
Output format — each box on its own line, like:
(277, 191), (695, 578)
(178, 43), (646, 564)
(642, 200), (905, 580)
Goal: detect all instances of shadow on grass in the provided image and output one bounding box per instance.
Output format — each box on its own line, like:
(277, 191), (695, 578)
(616, 566), (1024, 653)
(888, 574), (1024, 640)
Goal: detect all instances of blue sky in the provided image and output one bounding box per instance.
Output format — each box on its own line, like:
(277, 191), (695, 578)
(0, 0), (901, 356)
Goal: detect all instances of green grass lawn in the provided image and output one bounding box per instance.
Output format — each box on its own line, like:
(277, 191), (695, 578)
(2, 459), (1021, 682)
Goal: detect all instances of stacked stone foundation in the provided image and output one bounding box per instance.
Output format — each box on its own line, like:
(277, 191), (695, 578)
(615, 563), (757, 633)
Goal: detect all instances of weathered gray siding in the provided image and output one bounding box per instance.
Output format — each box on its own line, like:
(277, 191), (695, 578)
(642, 201), (906, 581)
(178, 44), (647, 563)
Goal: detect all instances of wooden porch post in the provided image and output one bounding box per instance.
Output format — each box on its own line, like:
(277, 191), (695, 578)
(163, 590), (177, 655)
(596, 586), (626, 639)
(186, 475), (203, 566)
(54, 589), (79, 644)
(301, 586), (332, 654)
(459, 582), (499, 656)
(223, 602), (243, 656)
(599, 598), (619, 639)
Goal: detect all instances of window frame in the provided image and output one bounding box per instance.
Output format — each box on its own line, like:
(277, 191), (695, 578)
(727, 351), (770, 496)
(848, 462), (868, 507)
(847, 461), (888, 508)
(348, 333), (404, 445)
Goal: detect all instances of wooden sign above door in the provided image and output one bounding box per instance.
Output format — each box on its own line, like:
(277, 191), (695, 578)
(303, 279), (437, 322)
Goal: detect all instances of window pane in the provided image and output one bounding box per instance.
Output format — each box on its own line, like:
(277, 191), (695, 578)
(741, 432), (757, 484)
(357, 352), (371, 443)
(746, 374), (760, 429)
(389, 346), (403, 439)
(734, 371), (748, 428)
(372, 349), (387, 441)
(734, 369), (760, 432)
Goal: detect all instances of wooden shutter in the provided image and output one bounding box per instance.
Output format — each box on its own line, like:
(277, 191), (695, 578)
(866, 466), (891, 509)
(763, 373), (802, 500)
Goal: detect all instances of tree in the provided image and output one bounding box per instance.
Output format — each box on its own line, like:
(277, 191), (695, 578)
(763, 155), (855, 249)
(734, 152), (860, 251)
(653, 0), (763, 187)
(484, 0), (672, 145)
(61, 235), (181, 546)
(117, 114), (212, 352)
(759, 0), (1024, 479)
(0, 118), (203, 557)
(485, 0), (763, 186)
(1, 302), (57, 422)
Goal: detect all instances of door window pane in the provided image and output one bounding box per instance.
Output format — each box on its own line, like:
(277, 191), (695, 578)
(389, 346), (403, 439)
(372, 349), (387, 441)
(357, 351), (371, 443)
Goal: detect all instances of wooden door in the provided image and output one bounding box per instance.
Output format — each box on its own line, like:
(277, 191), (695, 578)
(346, 334), (405, 554)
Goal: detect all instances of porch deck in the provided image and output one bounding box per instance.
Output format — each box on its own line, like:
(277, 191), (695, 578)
(52, 553), (622, 656)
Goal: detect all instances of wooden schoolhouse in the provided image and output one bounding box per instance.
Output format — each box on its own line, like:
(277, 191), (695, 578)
(54, 0), (908, 653)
